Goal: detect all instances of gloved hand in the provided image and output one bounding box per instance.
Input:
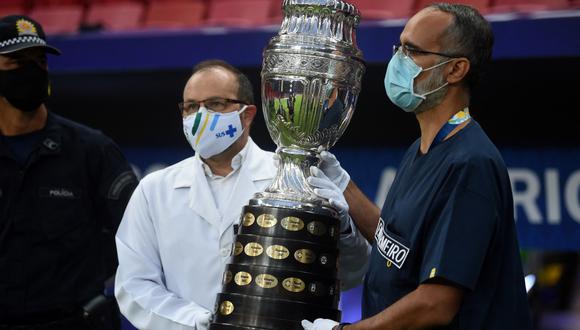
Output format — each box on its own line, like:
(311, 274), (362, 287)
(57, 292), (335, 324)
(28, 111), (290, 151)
(308, 166), (351, 233)
(195, 311), (212, 330)
(318, 149), (350, 192)
(301, 318), (339, 330)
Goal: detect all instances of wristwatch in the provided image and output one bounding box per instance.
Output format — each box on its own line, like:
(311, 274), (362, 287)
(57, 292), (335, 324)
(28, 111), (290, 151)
(336, 323), (351, 330)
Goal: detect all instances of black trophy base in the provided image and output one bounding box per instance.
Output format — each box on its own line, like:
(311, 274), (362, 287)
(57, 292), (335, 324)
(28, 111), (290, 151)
(211, 204), (342, 330)
(212, 291), (340, 329)
(211, 312), (304, 330)
(210, 323), (262, 330)
(222, 263), (340, 306)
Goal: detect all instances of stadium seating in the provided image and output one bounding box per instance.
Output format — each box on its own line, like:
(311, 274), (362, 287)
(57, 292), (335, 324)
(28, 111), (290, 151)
(29, 4), (83, 34)
(491, 0), (571, 12)
(351, 0), (415, 20)
(1, 0), (30, 7)
(206, 0), (275, 27)
(0, 6), (28, 17)
(414, 0), (491, 14)
(90, 0), (142, 2)
(0, 0), (30, 16)
(144, 0), (206, 29)
(12, 0), (577, 35)
(269, 0), (284, 24)
(85, 2), (145, 31)
(33, 0), (84, 6)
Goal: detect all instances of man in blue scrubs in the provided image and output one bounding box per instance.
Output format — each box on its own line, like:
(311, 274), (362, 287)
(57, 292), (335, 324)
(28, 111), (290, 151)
(303, 3), (533, 330)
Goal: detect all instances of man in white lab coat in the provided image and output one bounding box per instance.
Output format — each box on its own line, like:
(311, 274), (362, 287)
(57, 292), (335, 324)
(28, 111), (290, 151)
(114, 60), (370, 330)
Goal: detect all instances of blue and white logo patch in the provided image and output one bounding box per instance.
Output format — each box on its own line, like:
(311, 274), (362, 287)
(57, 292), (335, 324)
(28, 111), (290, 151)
(375, 218), (410, 269)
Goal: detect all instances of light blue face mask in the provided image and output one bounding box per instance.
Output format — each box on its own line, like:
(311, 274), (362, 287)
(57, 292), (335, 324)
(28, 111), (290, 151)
(384, 50), (453, 112)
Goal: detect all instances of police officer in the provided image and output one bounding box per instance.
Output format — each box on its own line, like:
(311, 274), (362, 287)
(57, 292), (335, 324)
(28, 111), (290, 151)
(0, 15), (137, 329)
(303, 3), (533, 330)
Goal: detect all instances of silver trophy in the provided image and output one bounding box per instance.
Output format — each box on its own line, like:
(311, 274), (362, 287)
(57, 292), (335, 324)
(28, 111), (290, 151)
(255, 0), (365, 213)
(211, 1), (364, 329)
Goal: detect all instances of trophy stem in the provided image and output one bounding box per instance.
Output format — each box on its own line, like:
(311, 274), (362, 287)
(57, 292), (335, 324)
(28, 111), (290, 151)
(252, 146), (338, 218)
(263, 147), (319, 201)
(210, 1), (364, 329)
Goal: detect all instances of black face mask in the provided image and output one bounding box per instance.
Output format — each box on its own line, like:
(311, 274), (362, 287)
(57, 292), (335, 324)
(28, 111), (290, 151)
(0, 61), (50, 112)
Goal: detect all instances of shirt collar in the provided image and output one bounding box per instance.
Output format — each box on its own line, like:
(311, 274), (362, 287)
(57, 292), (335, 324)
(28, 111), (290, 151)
(173, 138), (275, 189)
(200, 138), (252, 179)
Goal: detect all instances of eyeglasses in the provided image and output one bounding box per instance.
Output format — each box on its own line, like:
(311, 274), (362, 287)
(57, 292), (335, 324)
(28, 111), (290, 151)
(393, 44), (461, 59)
(178, 97), (248, 116)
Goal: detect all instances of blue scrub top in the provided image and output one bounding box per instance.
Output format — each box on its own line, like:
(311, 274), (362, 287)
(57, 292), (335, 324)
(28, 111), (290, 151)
(363, 120), (532, 329)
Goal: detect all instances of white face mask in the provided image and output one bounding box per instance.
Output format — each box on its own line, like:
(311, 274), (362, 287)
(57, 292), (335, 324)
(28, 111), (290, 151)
(183, 105), (247, 159)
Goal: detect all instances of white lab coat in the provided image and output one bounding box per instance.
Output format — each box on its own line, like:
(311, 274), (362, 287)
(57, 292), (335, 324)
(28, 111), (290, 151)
(115, 140), (370, 330)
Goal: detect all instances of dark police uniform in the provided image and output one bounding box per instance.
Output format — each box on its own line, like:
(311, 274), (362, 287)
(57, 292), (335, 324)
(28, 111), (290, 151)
(0, 112), (137, 329)
(363, 121), (533, 329)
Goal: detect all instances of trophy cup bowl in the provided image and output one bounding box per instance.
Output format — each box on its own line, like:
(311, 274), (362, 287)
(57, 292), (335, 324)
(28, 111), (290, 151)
(257, 0), (365, 206)
(211, 1), (364, 329)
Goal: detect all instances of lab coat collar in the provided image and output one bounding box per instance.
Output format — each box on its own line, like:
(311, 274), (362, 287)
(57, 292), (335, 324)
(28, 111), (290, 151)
(172, 138), (276, 233)
(200, 138), (249, 179)
(172, 138), (268, 189)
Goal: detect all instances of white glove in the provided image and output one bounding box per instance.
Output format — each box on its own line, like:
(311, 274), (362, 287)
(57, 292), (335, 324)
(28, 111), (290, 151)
(195, 311), (212, 330)
(318, 149), (350, 192)
(301, 318), (339, 330)
(308, 166), (351, 233)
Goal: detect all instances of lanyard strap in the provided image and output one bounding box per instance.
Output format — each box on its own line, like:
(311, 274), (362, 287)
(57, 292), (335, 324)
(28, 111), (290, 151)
(433, 108), (471, 146)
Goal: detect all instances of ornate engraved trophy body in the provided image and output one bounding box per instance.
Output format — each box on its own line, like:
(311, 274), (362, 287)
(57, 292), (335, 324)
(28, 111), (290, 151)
(210, 1), (364, 329)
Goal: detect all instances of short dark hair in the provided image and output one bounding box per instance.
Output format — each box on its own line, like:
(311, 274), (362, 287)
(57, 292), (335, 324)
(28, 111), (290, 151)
(428, 3), (494, 91)
(192, 59), (255, 105)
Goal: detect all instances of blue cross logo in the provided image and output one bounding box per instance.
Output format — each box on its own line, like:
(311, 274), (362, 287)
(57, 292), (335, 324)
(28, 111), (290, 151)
(225, 124), (237, 138)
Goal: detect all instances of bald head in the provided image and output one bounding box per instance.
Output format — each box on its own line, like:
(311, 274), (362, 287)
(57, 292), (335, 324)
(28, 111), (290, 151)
(184, 66), (239, 104)
(401, 8), (454, 56)
(418, 3), (494, 90)
(189, 59), (254, 105)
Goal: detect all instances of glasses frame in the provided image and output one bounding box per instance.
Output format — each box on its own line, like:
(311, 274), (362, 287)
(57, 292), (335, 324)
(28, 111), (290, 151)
(178, 97), (248, 116)
(393, 44), (462, 59)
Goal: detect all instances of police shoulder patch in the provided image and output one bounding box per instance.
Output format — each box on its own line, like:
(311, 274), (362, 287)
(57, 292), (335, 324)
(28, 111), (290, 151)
(107, 171), (137, 200)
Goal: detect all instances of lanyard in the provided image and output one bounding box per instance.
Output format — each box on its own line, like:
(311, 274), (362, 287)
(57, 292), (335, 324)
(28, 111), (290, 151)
(432, 108), (471, 146)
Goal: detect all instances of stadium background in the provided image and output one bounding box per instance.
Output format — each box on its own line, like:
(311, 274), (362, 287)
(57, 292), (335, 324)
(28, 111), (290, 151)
(6, 0), (579, 329)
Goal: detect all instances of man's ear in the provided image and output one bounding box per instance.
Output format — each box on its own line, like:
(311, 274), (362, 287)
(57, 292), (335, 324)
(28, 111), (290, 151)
(446, 58), (470, 85)
(242, 105), (257, 127)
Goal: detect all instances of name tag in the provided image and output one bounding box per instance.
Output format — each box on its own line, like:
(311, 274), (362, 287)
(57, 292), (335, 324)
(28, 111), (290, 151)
(375, 218), (410, 269)
(39, 187), (79, 199)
